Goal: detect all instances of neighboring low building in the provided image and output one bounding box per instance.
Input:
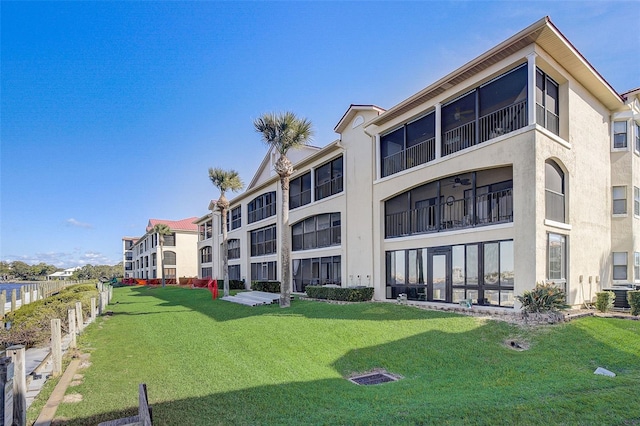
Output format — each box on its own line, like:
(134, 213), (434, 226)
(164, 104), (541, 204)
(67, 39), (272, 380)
(128, 217), (199, 281)
(198, 16), (638, 310)
(48, 267), (80, 280)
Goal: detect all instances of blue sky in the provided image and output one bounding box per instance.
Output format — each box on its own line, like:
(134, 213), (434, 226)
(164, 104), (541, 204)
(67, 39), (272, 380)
(1, 1), (639, 269)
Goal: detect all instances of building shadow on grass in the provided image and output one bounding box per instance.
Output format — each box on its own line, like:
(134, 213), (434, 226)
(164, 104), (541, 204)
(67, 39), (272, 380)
(52, 322), (640, 425)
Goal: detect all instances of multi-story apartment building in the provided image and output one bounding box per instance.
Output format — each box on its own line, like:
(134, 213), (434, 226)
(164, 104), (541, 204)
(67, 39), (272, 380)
(122, 236), (138, 279)
(129, 217), (199, 281)
(197, 16), (637, 309)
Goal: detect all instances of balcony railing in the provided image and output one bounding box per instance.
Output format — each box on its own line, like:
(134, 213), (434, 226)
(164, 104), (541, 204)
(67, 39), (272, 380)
(385, 189), (513, 238)
(442, 121), (475, 156)
(479, 99), (527, 143)
(382, 137), (436, 177)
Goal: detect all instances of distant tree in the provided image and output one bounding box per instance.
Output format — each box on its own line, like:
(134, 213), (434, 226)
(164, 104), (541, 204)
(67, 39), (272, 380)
(153, 223), (172, 287)
(254, 112), (313, 307)
(208, 167), (244, 297)
(0, 262), (10, 279)
(10, 261), (32, 280)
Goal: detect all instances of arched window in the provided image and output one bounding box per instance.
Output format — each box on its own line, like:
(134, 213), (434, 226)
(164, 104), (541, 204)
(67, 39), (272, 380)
(164, 251), (177, 265)
(545, 160), (565, 223)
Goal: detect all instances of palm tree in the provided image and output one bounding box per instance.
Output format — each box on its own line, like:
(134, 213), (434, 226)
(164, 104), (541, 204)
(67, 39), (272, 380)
(152, 223), (172, 287)
(208, 167), (244, 298)
(254, 112), (313, 307)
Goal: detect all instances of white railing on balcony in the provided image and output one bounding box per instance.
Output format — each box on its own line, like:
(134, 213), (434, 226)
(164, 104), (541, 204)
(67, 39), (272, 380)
(382, 138), (436, 177)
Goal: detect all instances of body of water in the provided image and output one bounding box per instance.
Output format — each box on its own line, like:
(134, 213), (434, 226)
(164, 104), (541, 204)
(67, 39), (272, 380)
(0, 283), (38, 300)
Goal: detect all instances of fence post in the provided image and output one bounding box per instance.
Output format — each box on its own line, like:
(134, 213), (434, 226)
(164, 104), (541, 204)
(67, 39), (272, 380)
(7, 345), (26, 426)
(68, 309), (76, 349)
(51, 319), (62, 377)
(91, 297), (97, 321)
(0, 292), (5, 320)
(29, 285), (36, 305)
(19, 287), (25, 308)
(10, 290), (16, 313)
(108, 285), (113, 303)
(75, 302), (84, 332)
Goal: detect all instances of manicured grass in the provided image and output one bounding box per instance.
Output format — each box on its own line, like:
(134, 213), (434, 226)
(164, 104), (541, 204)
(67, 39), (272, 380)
(29, 286), (640, 425)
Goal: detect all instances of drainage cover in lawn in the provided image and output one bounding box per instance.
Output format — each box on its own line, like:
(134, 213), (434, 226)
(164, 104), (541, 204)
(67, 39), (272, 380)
(349, 372), (399, 385)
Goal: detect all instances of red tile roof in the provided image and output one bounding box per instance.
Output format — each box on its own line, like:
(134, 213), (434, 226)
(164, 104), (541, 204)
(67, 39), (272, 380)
(146, 217), (199, 233)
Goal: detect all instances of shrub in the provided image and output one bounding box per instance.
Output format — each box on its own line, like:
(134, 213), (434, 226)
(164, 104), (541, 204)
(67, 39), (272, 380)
(595, 291), (615, 313)
(515, 282), (569, 313)
(229, 279), (246, 290)
(0, 283), (99, 349)
(251, 281), (280, 293)
(627, 290), (640, 316)
(305, 286), (374, 302)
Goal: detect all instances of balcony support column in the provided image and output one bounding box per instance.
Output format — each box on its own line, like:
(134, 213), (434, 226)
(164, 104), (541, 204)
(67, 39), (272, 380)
(527, 52), (537, 127)
(435, 103), (442, 159)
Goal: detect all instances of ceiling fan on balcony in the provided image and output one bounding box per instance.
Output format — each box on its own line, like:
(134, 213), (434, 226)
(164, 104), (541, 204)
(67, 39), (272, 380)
(454, 106), (474, 121)
(447, 176), (471, 187)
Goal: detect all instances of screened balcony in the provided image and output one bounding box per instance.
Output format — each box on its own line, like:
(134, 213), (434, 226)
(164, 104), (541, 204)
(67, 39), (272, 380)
(385, 168), (513, 238)
(381, 65), (535, 175)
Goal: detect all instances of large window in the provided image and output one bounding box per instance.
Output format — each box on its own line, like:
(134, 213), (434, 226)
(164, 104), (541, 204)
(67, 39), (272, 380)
(228, 239), (240, 259)
(227, 206), (241, 231)
(536, 69), (559, 135)
(164, 251), (177, 265)
(199, 221), (213, 241)
(613, 252), (628, 281)
(635, 253), (640, 282)
(229, 264), (241, 281)
(315, 156), (343, 200)
(164, 268), (176, 279)
(613, 186), (627, 215)
(385, 240), (513, 307)
(200, 246), (212, 263)
(292, 213), (341, 251)
(248, 192), (276, 223)
(636, 122), (640, 153)
(290, 172), (312, 209)
(634, 187), (640, 217)
(201, 267), (212, 278)
(250, 225), (276, 256)
(613, 121), (628, 149)
(251, 261), (277, 281)
(547, 233), (566, 287)
(545, 160), (565, 223)
(292, 256), (341, 292)
(381, 112), (436, 177)
(164, 233), (176, 246)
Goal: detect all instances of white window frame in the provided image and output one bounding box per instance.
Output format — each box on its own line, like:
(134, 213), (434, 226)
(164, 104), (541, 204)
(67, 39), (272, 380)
(635, 122), (640, 155)
(635, 186), (640, 217)
(612, 121), (628, 150)
(612, 186), (627, 215)
(635, 252), (640, 283)
(612, 252), (628, 281)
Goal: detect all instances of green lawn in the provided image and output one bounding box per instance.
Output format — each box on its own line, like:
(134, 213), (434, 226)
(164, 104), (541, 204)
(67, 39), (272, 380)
(30, 286), (640, 425)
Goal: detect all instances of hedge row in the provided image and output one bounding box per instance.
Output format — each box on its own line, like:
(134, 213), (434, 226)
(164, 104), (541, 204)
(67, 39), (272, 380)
(305, 286), (374, 302)
(251, 281), (280, 293)
(0, 283), (99, 349)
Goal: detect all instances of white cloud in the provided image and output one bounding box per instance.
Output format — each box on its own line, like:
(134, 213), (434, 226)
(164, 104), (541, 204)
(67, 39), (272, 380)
(2, 250), (119, 268)
(66, 218), (94, 229)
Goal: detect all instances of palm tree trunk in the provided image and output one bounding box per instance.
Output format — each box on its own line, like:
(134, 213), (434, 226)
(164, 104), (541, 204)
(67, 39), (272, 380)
(160, 240), (166, 288)
(280, 174), (291, 307)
